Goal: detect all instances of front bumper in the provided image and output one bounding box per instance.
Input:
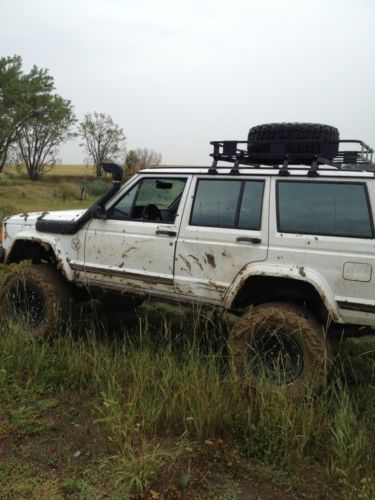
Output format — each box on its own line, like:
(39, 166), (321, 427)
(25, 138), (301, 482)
(0, 246), (5, 263)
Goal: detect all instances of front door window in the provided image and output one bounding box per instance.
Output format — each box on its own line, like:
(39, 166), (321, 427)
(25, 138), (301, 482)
(108, 177), (187, 223)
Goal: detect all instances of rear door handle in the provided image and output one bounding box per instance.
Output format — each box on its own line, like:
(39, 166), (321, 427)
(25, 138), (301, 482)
(236, 237), (262, 244)
(156, 230), (177, 237)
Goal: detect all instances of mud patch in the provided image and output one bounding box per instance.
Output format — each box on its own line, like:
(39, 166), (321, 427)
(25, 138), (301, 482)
(179, 254), (192, 272)
(205, 253), (216, 268)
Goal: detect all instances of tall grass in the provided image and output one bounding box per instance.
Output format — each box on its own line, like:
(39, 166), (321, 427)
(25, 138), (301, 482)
(0, 307), (373, 497)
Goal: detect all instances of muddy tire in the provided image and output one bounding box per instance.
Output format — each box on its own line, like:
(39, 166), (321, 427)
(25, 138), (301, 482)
(0, 265), (74, 338)
(228, 302), (331, 393)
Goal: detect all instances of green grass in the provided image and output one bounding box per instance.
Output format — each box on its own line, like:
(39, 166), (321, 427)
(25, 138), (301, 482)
(0, 300), (373, 498)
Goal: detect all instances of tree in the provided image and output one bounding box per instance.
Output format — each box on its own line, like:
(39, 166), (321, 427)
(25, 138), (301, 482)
(79, 112), (126, 177)
(0, 55), (54, 172)
(124, 150), (139, 179)
(0, 55), (74, 179)
(16, 94), (76, 180)
(125, 148), (162, 178)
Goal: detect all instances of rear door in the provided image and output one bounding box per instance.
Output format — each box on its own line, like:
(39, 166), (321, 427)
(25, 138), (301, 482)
(174, 175), (269, 303)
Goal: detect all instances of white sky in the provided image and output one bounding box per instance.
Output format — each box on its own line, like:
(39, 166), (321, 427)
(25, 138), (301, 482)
(1, 0), (375, 165)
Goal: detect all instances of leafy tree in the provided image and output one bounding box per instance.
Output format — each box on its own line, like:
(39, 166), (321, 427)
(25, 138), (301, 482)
(16, 94), (76, 180)
(125, 148), (162, 178)
(0, 55), (75, 179)
(0, 55), (54, 172)
(79, 112), (126, 177)
(124, 150), (139, 179)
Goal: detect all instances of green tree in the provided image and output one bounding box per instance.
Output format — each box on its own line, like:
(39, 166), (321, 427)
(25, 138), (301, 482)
(16, 94), (76, 180)
(0, 55), (54, 172)
(0, 55), (74, 179)
(79, 112), (126, 177)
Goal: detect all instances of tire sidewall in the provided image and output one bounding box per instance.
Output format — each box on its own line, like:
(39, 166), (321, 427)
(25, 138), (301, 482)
(229, 303), (330, 392)
(0, 265), (70, 338)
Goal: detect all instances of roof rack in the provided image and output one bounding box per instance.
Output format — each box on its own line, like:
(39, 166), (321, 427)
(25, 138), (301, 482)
(209, 139), (374, 176)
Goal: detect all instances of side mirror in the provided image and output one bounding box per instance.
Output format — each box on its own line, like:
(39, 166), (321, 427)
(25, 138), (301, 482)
(90, 205), (107, 219)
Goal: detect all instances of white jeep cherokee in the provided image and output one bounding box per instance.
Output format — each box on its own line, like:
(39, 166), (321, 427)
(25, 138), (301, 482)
(1, 123), (374, 391)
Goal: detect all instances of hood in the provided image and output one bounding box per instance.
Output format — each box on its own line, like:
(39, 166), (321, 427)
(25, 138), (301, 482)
(4, 209), (87, 226)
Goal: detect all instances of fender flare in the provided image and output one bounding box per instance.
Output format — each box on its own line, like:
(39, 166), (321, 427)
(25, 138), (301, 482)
(5, 234), (75, 281)
(224, 262), (343, 323)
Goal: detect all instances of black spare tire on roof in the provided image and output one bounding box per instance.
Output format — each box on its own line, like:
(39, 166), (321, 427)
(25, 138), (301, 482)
(247, 122), (340, 165)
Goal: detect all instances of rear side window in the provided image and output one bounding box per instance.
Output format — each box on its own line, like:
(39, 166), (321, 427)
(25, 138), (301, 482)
(190, 179), (264, 229)
(277, 181), (374, 238)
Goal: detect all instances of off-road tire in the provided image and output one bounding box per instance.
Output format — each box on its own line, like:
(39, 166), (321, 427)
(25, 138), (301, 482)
(247, 122), (339, 164)
(0, 264), (74, 338)
(228, 302), (331, 393)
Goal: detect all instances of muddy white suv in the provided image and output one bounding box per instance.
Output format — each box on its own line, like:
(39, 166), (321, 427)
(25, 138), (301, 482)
(1, 123), (374, 392)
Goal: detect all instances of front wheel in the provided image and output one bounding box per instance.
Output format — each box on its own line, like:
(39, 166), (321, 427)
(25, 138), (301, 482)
(0, 265), (74, 338)
(228, 302), (331, 393)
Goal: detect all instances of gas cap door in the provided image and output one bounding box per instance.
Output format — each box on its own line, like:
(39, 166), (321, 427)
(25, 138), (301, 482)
(343, 262), (372, 282)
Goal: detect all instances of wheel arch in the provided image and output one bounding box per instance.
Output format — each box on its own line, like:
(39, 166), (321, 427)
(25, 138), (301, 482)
(6, 237), (57, 265)
(225, 266), (342, 324)
(4, 236), (75, 281)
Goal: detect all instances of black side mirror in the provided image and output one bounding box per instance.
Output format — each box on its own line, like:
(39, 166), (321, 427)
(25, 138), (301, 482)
(90, 205), (107, 219)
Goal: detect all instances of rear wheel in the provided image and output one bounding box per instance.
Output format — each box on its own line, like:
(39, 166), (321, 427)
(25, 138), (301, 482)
(0, 265), (74, 338)
(228, 302), (331, 393)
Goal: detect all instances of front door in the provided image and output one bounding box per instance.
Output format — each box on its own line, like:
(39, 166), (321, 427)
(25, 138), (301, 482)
(83, 175), (189, 294)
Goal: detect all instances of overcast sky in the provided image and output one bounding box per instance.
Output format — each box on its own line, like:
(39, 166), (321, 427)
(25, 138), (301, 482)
(1, 0), (375, 165)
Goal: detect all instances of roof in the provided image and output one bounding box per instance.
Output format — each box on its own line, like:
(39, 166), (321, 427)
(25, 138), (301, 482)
(139, 166), (375, 179)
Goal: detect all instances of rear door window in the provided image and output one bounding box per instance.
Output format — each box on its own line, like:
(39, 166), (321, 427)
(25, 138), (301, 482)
(190, 179), (264, 229)
(277, 181), (374, 238)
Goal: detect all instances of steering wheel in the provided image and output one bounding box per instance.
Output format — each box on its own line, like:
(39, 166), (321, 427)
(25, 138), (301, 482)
(142, 204), (162, 221)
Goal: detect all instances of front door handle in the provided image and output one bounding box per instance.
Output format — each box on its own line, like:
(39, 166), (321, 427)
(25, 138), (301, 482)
(156, 230), (177, 237)
(236, 237), (262, 244)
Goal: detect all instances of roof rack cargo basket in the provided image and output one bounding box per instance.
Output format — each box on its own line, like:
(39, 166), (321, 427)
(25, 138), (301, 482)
(209, 139), (374, 176)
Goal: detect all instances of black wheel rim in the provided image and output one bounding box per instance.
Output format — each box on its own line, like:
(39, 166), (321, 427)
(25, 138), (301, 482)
(6, 280), (46, 329)
(250, 329), (304, 385)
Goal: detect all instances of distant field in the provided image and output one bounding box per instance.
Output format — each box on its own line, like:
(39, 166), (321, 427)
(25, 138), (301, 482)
(3, 164), (91, 177)
(0, 167), (110, 219)
(48, 164), (90, 176)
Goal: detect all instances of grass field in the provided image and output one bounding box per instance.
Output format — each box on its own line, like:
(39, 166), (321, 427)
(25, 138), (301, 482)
(3, 164), (91, 177)
(0, 166), (109, 219)
(0, 170), (374, 498)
